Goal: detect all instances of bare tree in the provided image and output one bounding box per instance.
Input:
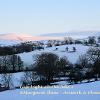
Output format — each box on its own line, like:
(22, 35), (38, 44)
(9, 55), (23, 72)
(0, 56), (10, 73)
(87, 47), (100, 62)
(1, 73), (13, 89)
(21, 71), (38, 86)
(88, 36), (96, 45)
(58, 57), (72, 76)
(98, 36), (100, 43)
(86, 47), (100, 80)
(34, 53), (59, 82)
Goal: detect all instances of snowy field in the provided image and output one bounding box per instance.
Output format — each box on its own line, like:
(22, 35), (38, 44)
(0, 44), (99, 100)
(18, 44), (89, 65)
(0, 81), (100, 100)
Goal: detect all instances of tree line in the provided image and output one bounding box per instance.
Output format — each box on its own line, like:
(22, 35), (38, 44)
(0, 47), (100, 91)
(0, 36), (100, 56)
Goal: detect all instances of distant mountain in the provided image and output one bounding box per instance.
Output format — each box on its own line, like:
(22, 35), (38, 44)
(40, 31), (100, 39)
(0, 33), (59, 46)
(0, 33), (37, 46)
(0, 33), (39, 41)
(0, 33), (61, 41)
(0, 31), (100, 46)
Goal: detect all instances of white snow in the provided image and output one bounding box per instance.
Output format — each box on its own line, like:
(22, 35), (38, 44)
(0, 42), (99, 100)
(18, 44), (89, 65)
(0, 40), (20, 46)
(0, 81), (100, 100)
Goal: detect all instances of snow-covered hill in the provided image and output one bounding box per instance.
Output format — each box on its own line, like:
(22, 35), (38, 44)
(0, 33), (48, 41)
(0, 38), (99, 100)
(0, 40), (20, 46)
(18, 44), (89, 65)
(0, 33), (62, 46)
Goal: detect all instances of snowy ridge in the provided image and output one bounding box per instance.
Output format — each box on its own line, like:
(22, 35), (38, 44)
(40, 31), (100, 39)
(0, 31), (100, 46)
(0, 33), (63, 46)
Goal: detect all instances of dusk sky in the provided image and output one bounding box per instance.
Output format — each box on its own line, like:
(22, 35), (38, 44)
(0, 0), (100, 36)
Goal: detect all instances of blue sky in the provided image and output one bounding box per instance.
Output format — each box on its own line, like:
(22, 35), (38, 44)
(0, 0), (100, 35)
